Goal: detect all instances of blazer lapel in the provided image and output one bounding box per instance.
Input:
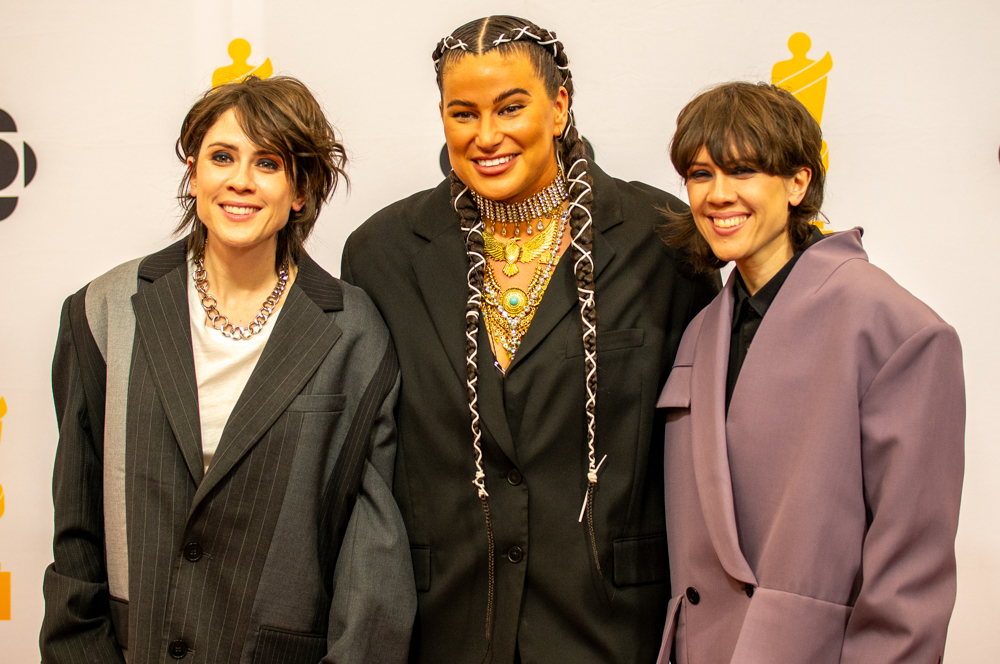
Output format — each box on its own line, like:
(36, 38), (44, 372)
(192, 259), (342, 510)
(411, 183), (472, 386)
(506, 161), (620, 372)
(689, 275), (757, 586)
(131, 241), (204, 485)
(475, 320), (519, 466)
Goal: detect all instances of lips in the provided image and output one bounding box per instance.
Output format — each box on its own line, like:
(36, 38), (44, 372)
(220, 203), (261, 218)
(472, 153), (517, 176)
(712, 214), (748, 229)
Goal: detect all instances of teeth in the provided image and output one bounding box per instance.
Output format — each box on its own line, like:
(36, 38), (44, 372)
(713, 215), (747, 228)
(223, 205), (259, 215)
(477, 155), (514, 167)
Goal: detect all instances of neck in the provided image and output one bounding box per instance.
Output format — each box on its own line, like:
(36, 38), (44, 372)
(201, 235), (284, 300)
(735, 241), (794, 296)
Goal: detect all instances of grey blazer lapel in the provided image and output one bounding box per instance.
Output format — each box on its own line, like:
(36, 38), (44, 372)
(131, 241), (204, 484)
(193, 260), (343, 509)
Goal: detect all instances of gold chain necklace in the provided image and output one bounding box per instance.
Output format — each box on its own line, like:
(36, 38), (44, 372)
(472, 167), (567, 238)
(482, 207), (568, 360)
(193, 254), (289, 340)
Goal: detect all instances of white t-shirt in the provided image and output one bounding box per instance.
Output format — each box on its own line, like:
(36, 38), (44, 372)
(187, 260), (280, 472)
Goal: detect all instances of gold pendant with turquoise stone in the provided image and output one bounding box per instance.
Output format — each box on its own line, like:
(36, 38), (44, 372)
(500, 288), (529, 315)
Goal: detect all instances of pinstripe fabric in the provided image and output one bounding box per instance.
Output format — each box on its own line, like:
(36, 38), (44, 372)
(45, 240), (415, 664)
(41, 289), (126, 664)
(319, 339), (398, 594)
(254, 627), (326, 664)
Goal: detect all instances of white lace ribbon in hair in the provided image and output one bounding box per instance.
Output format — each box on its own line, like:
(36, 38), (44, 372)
(566, 156), (599, 489)
(457, 186), (489, 499)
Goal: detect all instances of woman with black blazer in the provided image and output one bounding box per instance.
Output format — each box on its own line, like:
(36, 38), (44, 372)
(41, 76), (415, 663)
(342, 16), (718, 664)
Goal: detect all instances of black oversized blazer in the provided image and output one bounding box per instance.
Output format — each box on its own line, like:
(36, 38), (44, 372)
(342, 163), (719, 664)
(41, 241), (415, 664)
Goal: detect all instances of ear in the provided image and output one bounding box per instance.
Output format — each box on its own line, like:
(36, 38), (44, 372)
(186, 156), (197, 196)
(292, 191), (306, 213)
(787, 167), (812, 207)
(553, 86), (570, 137)
(439, 101), (444, 121)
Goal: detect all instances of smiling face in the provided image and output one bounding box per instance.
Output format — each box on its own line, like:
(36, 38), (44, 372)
(440, 49), (568, 204)
(686, 146), (811, 288)
(188, 108), (304, 255)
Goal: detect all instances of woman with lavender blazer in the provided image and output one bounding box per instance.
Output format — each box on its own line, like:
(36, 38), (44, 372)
(655, 82), (965, 663)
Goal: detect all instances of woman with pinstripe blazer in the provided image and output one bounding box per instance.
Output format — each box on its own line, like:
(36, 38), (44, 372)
(41, 76), (415, 663)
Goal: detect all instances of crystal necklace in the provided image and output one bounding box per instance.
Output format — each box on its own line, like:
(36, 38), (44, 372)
(481, 206), (569, 362)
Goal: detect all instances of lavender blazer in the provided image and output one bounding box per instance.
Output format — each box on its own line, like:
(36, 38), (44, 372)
(655, 229), (965, 663)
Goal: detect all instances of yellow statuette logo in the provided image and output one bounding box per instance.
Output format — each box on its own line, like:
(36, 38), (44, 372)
(213, 39), (273, 88)
(773, 32), (832, 172)
(0, 564), (9, 620)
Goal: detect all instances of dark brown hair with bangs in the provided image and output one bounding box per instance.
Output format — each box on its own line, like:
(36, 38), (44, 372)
(175, 75), (348, 269)
(660, 81), (825, 273)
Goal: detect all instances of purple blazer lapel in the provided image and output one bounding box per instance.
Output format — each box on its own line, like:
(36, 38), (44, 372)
(690, 274), (757, 586)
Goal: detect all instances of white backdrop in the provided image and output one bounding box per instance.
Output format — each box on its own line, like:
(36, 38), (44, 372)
(1, 0), (998, 661)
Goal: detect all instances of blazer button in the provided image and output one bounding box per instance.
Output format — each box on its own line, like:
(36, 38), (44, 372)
(686, 587), (700, 605)
(507, 546), (523, 563)
(507, 469), (522, 485)
(168, 639), (188, 659)
(183, 543), (203, 562)
(745, 583), (755, 598)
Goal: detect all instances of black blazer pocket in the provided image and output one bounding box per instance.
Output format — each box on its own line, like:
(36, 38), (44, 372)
(566, 328), (644, 358)
(286, 393), (347, 413)
(255, 626), (327, 664)
(613, 533), (670, 586)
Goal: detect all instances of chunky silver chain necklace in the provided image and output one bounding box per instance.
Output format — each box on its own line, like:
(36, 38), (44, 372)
(193, 254), (289, 340)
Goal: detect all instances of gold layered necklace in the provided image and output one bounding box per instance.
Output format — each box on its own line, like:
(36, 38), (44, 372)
(482, 205), (569, 361)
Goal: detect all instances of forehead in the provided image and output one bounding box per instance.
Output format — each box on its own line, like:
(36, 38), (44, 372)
(441, 50), (547, 101)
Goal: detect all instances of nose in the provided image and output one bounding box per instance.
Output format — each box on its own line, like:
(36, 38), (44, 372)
(475, 114), (502, 151)
(227, 159), (256, 193)
(707, 174), (736, 205)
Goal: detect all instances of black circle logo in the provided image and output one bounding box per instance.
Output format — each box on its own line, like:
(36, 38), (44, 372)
(0, 108), (38, 222)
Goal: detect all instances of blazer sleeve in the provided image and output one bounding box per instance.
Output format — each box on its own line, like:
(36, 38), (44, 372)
(841, 320), (965, 663)
(40, 292), (126, 663)
(323, 363), (416, 663)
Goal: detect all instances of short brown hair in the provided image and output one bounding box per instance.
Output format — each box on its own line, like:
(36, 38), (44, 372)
(175, 75), (348, 269)
(660, 81), (825, 273)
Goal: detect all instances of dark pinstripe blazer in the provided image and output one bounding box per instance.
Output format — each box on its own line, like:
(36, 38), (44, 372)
(40, 240), (415, 664)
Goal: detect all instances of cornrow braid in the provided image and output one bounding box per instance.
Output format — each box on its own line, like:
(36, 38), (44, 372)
(434, 15), (603, 649)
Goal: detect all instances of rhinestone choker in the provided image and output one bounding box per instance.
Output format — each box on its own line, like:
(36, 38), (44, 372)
(472, 168), (567, 238)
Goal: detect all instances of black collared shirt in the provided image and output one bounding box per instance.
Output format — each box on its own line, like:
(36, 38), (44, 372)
(726, 227), (825, 411)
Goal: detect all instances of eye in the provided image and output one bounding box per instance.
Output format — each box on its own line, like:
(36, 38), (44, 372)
(210, 150), (233, 164)
(257, 157), (281, 172)
(499, 103), (524, 115)
(687, 169), (712, 181)
(730, 165), (759, 178)
(449, 110), (476, 121)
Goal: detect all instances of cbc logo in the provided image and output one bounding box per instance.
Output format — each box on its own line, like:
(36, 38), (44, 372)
(0, 108), (38, 222)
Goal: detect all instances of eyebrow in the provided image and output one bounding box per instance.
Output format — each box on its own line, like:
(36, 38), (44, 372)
(205, 142), (282, 160)
(445, 88), (532, 109)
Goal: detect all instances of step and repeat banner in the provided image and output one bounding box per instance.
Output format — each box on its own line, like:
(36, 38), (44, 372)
(2, 0), (998, 661)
